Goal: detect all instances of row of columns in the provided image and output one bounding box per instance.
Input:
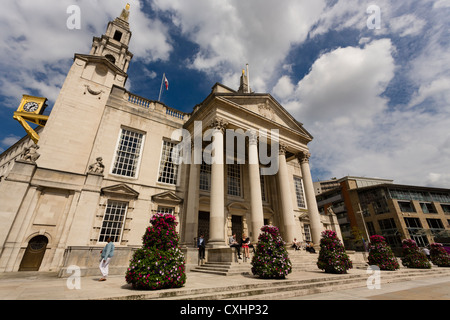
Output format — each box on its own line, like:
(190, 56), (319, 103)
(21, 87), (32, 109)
(183, 117), (322, 248)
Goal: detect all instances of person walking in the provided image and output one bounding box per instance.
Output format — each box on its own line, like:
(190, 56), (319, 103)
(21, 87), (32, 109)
(99, 237), (114, 281)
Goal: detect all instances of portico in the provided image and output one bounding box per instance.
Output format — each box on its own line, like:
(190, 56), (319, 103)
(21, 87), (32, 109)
(179, 81), (325, 249)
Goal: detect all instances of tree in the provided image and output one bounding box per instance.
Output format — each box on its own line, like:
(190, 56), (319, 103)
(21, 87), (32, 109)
(251, 225), (292, 279)
(125, 213), (186, 289)
(367, 235), (399, 270)
(430, 243), (450, 267)
(317, 230), (353, 274)
(400, 239), (431, 269)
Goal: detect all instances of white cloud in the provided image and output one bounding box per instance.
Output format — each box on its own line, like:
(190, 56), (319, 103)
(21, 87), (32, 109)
(285, 39), (395, 126)
(1, 135), (21, 150)
(389, 14), (426, 37)
(151, 0), (327, 92)
(0, 0), (171, 105)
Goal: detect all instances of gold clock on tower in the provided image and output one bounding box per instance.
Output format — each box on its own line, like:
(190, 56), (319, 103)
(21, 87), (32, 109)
(13, 95), (49, 144)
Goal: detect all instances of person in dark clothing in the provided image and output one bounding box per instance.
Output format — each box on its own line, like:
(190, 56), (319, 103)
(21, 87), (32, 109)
(197, 234), (206, 262)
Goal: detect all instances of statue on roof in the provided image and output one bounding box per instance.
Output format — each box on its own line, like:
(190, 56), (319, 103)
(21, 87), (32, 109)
(119, 3), (131, 22)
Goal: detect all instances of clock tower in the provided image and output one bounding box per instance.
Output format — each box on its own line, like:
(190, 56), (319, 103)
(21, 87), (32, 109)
(36, 5), (134, 174)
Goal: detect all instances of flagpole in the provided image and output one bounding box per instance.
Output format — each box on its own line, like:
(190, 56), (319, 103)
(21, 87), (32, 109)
(158, 73), (165, 102)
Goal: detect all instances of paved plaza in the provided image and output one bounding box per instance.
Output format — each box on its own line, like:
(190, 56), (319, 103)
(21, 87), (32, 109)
(0, 268), (449, 301)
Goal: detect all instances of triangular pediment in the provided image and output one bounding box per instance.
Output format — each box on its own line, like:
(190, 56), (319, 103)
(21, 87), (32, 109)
(217, 94), (312, 140)
(151, 191), (183, 204)
(101, 184), (139, 199)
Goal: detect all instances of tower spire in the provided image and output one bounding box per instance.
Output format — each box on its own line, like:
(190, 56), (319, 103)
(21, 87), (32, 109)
(89, 4), (133, 73)
(119, 3), (131, 22)
(238, 65), (251, 93)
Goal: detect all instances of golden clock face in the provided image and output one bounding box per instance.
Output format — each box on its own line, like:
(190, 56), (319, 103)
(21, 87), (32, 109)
(23, 101), (40, 112)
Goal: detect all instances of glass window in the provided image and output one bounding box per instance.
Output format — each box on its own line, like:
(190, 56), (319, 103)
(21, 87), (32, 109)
(199, 162), (211, 191)
(426, 218), (444, 229)
(441, 204), (450, 214)
(420, 202), (437, 214)
(157, 206), (174, 215)
(99, 201), (128, 242)
(294, 177), (306, 209)
(157, 140), (179, 185)
(227, 164), (242, 197)
(398, 201), (415, 212)
(112, 129), (144, 178)
(303, 224), (311, 242)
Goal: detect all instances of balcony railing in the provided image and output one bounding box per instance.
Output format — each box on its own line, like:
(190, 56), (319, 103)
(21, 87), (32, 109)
(127, 93), (188, 121)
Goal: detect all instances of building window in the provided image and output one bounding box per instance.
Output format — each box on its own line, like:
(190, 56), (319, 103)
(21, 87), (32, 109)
(303, 224), (311, 242)
(199, 162), (211, 191)
(294, 177), (306, 209)
(227, 164), (241, 197)
(366, 221), (376, 236)
(113, 30), (123, 42)
(378, 218), (397, 231)
(157, 140), (179, 185)
(397, 201), (415, 212)
(156, 206), (174, 215)
(426, 218), (444, 230)
(99, 201), (128, 243)
(441, 204), (450, 214)
(404, 217), (428, 247)
(112, 129), (144, 178)
(404, 217), (423, 229)
(420, 202), (437, 214)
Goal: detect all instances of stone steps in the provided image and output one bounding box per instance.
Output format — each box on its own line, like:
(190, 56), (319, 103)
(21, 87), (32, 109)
(191, 261), (252, 276)
(161, 267), (450, 300)
(191, 251), (367, 275)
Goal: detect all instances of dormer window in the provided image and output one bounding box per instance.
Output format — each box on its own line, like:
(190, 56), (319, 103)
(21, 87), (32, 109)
(113, 30), (123, 42)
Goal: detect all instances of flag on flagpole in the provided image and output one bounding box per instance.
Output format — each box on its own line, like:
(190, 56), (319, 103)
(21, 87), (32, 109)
(158, 73), (169, 101)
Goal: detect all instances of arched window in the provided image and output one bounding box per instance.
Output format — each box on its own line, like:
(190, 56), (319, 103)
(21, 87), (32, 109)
(105, 54), (116, 64)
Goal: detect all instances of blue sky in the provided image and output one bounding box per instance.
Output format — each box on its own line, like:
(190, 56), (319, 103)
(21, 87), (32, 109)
(0, 0), (449, 187)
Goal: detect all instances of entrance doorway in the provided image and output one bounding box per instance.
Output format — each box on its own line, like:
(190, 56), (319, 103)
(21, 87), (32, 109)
(197, 211), (210, 243)
(232, 215), (243, 241)
(19, 235), (48, 271)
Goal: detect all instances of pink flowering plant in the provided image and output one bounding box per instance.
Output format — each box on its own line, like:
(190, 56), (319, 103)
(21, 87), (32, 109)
(125, 213), (186, 290)
(367, 235), (399, 271)
(400, 239), (431, 269)
(251, 225), (292, 279)
(430, 243), (450, 267)
(317, 230), (352, 274)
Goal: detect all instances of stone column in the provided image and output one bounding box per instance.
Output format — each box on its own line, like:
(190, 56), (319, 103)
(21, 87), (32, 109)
(276, 144), (296, 243)
(299, 151), (322, 245)
(183, 147), (200, 247)
(208, 118), (227, 247)
(248, 132), (264, 241)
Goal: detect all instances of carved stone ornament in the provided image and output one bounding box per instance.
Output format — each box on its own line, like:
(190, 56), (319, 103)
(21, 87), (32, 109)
(210, 117), (228, 133)
(298, 151), (311, 164)
(22, 144), (40, 162)
(258, 101), (275, 121)
(88, 156), (105, 174)
(84, 85), (105, 99)
(248, 131), (258, 146)
(279, 143), (288, 155)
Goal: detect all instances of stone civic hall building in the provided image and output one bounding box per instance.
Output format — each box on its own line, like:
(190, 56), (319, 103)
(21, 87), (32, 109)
(0, 7), (340, 275)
